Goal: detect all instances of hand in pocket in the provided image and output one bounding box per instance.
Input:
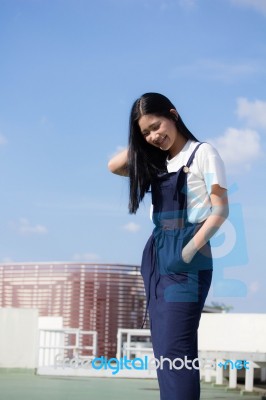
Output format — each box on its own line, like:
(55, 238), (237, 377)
(181, 240), (197, 264)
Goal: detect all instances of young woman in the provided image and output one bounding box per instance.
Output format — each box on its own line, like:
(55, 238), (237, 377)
(108, 92), (228, 400)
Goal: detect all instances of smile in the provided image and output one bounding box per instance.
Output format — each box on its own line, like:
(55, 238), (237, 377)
(155, 135), (167, 146)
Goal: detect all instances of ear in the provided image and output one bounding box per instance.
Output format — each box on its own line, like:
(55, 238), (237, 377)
(170, 109), (179, 119)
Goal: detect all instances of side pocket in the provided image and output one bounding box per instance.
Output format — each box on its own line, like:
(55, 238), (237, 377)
(155, 231), (185, 275)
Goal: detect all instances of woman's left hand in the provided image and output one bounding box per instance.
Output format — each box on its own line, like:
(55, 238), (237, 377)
(182, 185), (229, 262)
(181, 241), (197, 264)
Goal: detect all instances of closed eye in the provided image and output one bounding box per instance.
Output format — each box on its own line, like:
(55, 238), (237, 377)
(142, 122), (161, 137)
(151, 123), (160, 132)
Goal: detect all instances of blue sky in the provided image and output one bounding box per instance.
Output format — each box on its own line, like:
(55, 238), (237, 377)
(0, 0), (265, 312)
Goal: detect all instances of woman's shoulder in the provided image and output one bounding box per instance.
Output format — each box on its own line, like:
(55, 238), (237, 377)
(186, 140), (214, 151)
(185, 140), (217, 157)
(197, 141), (222, 158)
(195, 141), (225, 172)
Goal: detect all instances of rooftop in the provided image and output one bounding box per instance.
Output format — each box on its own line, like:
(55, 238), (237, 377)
(0, 371), (264, 400)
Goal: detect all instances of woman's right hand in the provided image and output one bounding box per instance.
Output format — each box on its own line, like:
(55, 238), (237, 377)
(107, 148), (129, 176)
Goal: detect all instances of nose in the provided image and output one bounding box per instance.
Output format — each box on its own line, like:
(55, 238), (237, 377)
(151, 132), (160, 144)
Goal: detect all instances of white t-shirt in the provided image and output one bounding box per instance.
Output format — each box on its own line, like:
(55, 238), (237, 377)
(151, 140), (227, 223)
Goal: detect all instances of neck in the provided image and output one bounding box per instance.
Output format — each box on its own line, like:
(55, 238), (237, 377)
(168, 136), (188, 159)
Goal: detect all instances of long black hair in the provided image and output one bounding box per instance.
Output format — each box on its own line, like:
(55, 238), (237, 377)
(128, 92), (198, 214)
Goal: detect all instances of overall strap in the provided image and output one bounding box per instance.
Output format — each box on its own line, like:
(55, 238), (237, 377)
(186, 142), (204, 168)
(173, 142), (204, 217)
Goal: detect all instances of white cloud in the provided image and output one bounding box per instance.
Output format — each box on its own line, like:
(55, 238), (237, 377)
(0, 134), (7, 146)
(236, 97), (266, 129)
(209, 127), (262, 172)
(230, 0), (266, 15)
(11, 218), (48, 236)
(170, 59), (260, 83)
(249, 281), (260, 294)
(1, 257), (14, 263)
(109, 0), (196, 10)
(159, 0), (197, 10)
(73, 253), (100, 262)
(178, 0), (197, 9)
(159, 1), (173, 10)
(122, 222), (141, 233)
(40, 116), (49, 125)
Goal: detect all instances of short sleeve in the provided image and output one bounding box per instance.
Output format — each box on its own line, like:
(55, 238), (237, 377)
(196, 143), (227, 195)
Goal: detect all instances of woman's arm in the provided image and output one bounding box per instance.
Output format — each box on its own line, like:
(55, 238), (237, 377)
(108, 148), (129, 176)
(182, 184), (229, 263)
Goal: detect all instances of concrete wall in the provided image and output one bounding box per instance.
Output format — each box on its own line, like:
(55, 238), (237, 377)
(0, 308), (39, 368)
(199, 313), (266, 352)
(38, 316), (63, 330)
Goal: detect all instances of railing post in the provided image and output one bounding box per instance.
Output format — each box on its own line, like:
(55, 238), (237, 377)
(245, 362), (254, 392)
(116, 329), (122, 359)
(229, 360), (237, 389)
(93, 331), (98, 357)
(261, 367), (266, 382)
(216, 359), (224, 385)
(126, 332), (131, 359)
(204, 368), (212, 383)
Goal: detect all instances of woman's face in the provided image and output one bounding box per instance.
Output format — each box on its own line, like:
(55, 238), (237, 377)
(138, 111), (184, 157)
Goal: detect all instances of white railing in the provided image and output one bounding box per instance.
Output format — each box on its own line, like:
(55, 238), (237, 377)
(116, 328), (154, 359)
(37, 327), (266, 387)
(116, 328), (266, 391)
(199, 350), (266, 394)
(38, 328), (97, 368)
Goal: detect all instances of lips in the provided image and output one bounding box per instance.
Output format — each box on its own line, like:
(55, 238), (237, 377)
(159, 137), (167, 148)
(155, 135), (167, 146)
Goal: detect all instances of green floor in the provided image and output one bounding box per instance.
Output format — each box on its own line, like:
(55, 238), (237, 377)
(0, 372), (264, 400)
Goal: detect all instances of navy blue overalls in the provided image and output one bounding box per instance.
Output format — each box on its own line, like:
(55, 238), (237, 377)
(141, 143), (213, 400)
